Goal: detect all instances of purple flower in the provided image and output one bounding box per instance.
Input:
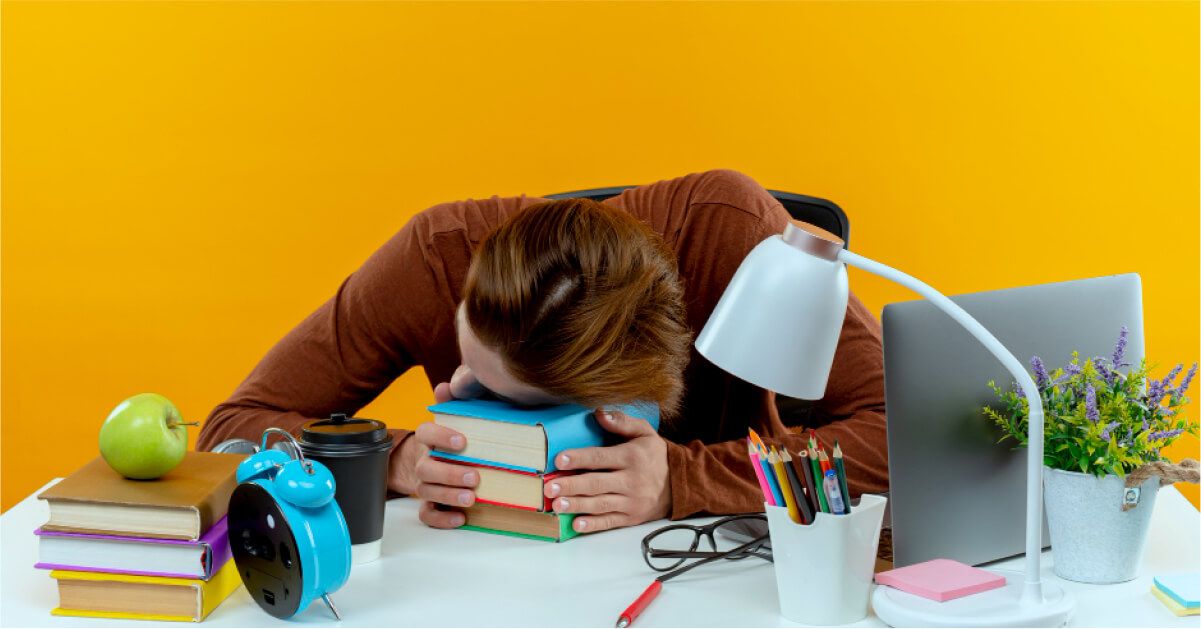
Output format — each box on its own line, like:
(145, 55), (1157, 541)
(1147, 379), (1167, 408)
(1065, 362), (1082, 377)
(1147, 428), (1184, 442)
(1094, 358), (1114, 384)
(1030, 356), (1050, 389)
(1162, 363), (1183, 389)
(1100, 421), (1120, 441)
(1112, 326), (1130, 368)
(1085, 384), (1099, 422)
(1177, 363), (1197, 397)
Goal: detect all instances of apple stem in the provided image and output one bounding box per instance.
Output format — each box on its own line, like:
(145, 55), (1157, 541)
(170, 421), (201, 428)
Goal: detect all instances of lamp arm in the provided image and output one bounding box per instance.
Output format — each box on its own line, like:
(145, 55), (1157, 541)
(837, 249), (1046, 605)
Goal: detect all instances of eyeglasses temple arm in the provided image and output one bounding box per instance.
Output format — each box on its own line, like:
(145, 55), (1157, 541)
(655, 535), (769, 583)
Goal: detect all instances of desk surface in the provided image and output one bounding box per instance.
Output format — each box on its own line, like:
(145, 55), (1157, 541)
(3, 480), (1198, 628)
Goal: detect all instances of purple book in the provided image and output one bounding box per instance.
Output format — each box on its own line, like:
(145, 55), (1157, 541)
(34, 515), (231, 580)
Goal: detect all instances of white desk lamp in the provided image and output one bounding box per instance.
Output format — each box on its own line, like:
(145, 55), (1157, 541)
(695, 222), (1075, 627)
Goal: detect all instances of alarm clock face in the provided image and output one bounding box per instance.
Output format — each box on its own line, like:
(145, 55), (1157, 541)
(230, 483), (305, 618)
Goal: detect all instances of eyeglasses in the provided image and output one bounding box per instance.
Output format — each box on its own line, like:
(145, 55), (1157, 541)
(640, 514), (772, 581)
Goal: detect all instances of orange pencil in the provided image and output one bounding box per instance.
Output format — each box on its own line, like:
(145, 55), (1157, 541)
(748, 428), (767, 451)
(819, 449), (833, 476)
(808, 448), (830, 513)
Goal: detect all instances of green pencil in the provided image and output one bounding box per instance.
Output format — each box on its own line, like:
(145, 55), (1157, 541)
(833, 440), (851, 513)
(808, 448), (830, 513)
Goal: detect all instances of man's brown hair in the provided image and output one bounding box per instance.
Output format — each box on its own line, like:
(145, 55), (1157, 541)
(463, 198), (691, 416)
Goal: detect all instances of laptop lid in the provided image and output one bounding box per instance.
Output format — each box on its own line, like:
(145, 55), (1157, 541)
(882, 273), (1144, 567)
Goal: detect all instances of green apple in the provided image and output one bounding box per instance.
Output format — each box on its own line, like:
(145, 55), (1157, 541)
(99, 393), (193, 479)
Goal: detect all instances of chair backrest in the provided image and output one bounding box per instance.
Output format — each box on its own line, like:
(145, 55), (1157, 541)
(544, 185), (850, 247)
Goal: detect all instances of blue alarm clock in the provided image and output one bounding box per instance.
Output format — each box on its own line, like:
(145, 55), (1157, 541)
(229, 428), (352, 620)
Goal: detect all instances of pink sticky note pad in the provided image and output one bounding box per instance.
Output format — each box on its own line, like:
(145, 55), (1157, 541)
(874, 558), (1006, 602)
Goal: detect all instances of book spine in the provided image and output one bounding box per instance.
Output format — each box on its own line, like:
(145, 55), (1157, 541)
(199, 516), (231, 579)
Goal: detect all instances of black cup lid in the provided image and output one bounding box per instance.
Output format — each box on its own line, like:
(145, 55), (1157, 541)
(300, 413), (390, 446)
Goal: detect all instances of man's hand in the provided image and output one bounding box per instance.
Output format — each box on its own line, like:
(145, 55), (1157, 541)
(546, 409), (672, 533)
(389, 364), (483, 528)
(412, 420), (480, 528)
(388, 367), (475, 497)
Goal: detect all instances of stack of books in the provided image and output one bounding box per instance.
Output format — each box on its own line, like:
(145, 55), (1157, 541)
(35, 452), (244, 622)
(429, 400), (658, 542)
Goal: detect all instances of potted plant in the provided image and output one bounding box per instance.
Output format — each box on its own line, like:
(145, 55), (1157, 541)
(984, 326), (1198, 583)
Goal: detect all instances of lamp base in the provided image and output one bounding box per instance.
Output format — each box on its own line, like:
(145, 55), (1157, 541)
(872, 569), (1075, 628)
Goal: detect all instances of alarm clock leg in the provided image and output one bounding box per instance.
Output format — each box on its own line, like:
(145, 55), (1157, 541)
(321, 593), (342, 621)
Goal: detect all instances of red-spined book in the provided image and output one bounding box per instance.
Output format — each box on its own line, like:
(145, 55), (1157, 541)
(432, 455), (572, 511)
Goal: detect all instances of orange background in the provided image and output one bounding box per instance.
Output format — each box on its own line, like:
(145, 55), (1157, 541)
(3, 1), (1197, 511)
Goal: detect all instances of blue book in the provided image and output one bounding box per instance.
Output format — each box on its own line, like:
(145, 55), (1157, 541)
(428, 400), (659, 474)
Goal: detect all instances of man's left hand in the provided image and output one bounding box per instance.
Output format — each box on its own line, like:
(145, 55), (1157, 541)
(544, 409), (671, 533)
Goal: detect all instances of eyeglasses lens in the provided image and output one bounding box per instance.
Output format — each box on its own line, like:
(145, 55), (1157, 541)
(712, 518), (770, 557)
(646, 527), (699, 571)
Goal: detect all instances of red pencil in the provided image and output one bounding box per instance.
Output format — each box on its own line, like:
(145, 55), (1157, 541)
(616, 580), (662, 627)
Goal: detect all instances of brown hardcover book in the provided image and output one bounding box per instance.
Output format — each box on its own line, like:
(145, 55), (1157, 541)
(38, 452), (242, 540)
(461, 501), (579, 542)
(50, 560), (241, 622)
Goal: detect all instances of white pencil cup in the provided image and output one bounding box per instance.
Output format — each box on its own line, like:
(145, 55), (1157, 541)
(764, 494), (887, 625)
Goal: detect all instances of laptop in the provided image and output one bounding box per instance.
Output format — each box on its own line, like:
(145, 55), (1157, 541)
(882, 273), (1144, 568)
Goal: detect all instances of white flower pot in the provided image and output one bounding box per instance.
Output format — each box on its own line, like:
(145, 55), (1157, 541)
(1042, 465), (1160, 583)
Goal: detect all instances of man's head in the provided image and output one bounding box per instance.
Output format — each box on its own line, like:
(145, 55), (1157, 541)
(455, 198), (691, 416)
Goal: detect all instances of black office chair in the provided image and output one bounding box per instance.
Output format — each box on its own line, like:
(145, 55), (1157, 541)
(545, 184), (849, 424)
(544, 186), (850, 248)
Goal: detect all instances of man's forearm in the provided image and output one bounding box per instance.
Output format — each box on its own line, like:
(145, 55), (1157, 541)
(196, 403), (316, 451)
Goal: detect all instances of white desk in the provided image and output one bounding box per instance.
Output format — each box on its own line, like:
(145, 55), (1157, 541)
(3, 480), (1198, 627)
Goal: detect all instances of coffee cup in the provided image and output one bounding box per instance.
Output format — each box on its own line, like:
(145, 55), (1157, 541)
(298, 413), (394, 564)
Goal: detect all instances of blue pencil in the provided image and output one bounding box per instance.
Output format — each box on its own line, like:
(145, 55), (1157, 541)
(757, 446), (785, 507)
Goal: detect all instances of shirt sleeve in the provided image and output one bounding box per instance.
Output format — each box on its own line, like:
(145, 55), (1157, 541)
(197, 195), (547, 488)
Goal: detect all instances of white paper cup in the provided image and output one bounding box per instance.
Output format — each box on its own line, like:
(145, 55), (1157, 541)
(765, 494), (887, 625)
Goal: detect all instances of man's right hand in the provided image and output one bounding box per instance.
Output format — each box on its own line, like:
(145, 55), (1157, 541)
(402, 364), (487, 528)
(412, 422), (479, 528)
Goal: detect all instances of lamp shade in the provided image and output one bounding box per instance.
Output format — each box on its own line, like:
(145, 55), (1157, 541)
(695, 231), (848, 399)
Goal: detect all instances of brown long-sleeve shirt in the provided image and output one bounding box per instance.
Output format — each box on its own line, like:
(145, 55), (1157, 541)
(197, 169), (889, 519)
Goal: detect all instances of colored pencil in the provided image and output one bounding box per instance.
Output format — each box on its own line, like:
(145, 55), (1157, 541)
(748, 428), (767, 451)
(781, 449), (814, 524)
(833, 441), (851, 513)
(616, 580), (662, 628)
(808, 448), (830, 513)
(757, 445), (785, 507)
(747, 439), (774, 506)
(769, 448), (801, 523)
(819, 449), (833, 477)
(793, 448), (819, 515)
